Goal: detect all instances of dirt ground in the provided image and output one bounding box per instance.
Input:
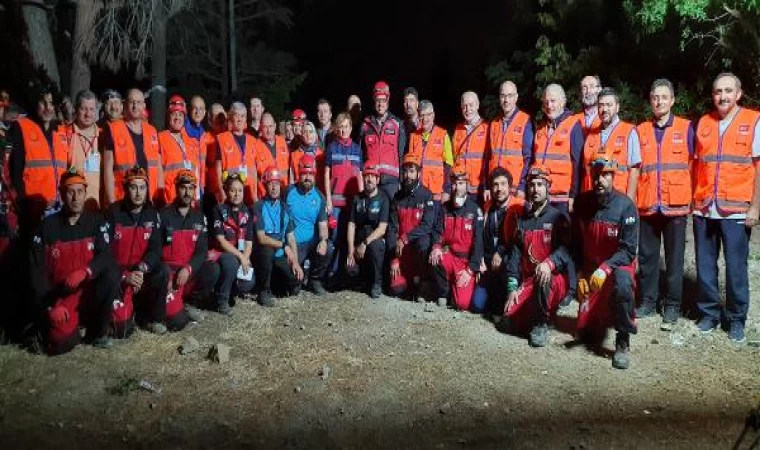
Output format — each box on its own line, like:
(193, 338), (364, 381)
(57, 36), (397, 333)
(1, 226), (759, 449)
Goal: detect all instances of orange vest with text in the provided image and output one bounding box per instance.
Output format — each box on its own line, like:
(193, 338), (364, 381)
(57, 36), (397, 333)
(291, 146), (325, 193)
(533, 116), (577, 202)
(488, 111), (531, 184)
(255, 135), (290, 198)
(408, 126), (448, 196)
(108, 121), (161, 203)
(694, 107), (760, 214)
(216, 131), (259, 206)
(636, 117), (692, 216)
(159, 129), (201, 205)
(18, 118), (69, 205)
(452, 120), (489, 194)
(582, 120), (635, 194)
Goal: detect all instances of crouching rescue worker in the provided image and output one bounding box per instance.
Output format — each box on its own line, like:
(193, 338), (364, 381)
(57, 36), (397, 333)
(252, 166), (304, 307)
(107, 166), (170, 336)
(209, 171), (256, 316)
(347, 165), (390, 299)
(387, 154), (435, 301)
(573, 157), (638, 369)
(30, 168), (118, 354)
(160, 169), (218, 329)
(501, 165), (572, 347)
(430, 164), (484, 310)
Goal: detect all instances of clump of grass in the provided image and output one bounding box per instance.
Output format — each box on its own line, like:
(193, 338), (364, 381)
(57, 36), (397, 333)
(105, 375), (139, 396)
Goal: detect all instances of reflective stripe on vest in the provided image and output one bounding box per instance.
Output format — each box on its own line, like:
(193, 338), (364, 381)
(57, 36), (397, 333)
(533, 116), (576, 199)
(453, 121), (488, 194)
(362, 117), (402, 178)
(488, 110), (530, 182)
(109, 120), (160, 202)
(18, 118), (69, 204)
(582, 120), (634, 193)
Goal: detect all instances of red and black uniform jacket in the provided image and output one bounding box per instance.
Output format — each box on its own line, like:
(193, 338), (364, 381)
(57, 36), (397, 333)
(159, 204), (208, 274)
(106, 201), (162, 274)
(30, 211), (115, 307)
(211, 202), (254, 249)
(387, 181), (435, 253)
(505, 203), (572, 281)
(432, 197), (484, 272)
(571, 190), (638, 276)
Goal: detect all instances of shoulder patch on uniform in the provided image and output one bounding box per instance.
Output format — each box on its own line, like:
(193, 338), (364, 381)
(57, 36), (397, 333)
(427, 201), (434, 206)
(625, 216), (636, 225)
(33, 235), (42, 244)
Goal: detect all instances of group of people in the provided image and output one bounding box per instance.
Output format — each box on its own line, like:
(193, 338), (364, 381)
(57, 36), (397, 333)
(0, 71), (756, 370)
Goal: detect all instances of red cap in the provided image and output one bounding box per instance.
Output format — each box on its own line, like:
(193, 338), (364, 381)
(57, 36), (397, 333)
(291, 108), (306, 122)
(298, 155), (317, 175)
(363, 165), (380, 177)
(167, 95), (186, 114)
(373, 81), (390, 100)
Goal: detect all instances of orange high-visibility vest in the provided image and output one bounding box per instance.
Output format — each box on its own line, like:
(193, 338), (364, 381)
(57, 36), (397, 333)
(291, 147), (325, 192)
(488, 110), (531, 184)
(499, 195), (526, 245)
(255, 135), (290, 198)
(408, 126), (448, 196)
(108, 120), (161, 203)
(533, 116), (577, 202)
(573, 111), (601, 136)
(216, 131), (258, 206)
(694, 108), (760, 214)
(582, 120), (635, 193)
(636, 116), (692, 216)
(452, 120), (489, 195)
(18, 118), (69, 205)
(159, 129), (201, 205)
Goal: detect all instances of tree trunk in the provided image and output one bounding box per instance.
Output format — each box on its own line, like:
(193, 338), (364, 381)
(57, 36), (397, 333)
(228, 0), (237, 93)
(220, 0), (229, 96)
(151, 3), (167, 130)
(70, 0), (101, 96)
(21, 0), (61, 88)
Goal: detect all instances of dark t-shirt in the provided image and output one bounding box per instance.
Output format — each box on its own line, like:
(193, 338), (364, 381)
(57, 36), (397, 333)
(349, 191), (389, 242)
(103, 126), (148, 171)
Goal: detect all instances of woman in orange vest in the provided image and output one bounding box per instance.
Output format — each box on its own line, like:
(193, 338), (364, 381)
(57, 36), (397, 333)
(291, 121), (325, 193)
(159, 95), (202, 207)
(215, 102), (259, 206)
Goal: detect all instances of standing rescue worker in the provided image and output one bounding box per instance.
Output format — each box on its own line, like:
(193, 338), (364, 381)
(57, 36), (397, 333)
(103, 88), (164, 205)
(185, 95), (215, 212)
(324, 112), (363, 285)
(387, 154), (436, 300)
(407, 100), (453, 203)
(290, 108), (307, 150)
(533, 84), (585, 214)
(252, 166), (304, 307)
(581, 87), (641, 200)
(502, 165), (571, 346)
(692, 72), (760, 343)
(9, 89), (69, 229)
(361, 81), (406, 201)
(255, 112), (290, 198)
(30, 168), (118, 355)
(316, 98), (333, 148)
(159, 95), (203, 205)
(285, 155), (331, 295)
(573, 75), (603, 136)
(452, 91), (490, 203)
(472, 167), (525, 314)
(248, 96), (264, 138)
(347, 165), (390, 299)
(107, 166), (170, 336)
(291, 121), (325, 192)
(100, 89), (123, 125)
(347, 94), (362, 143)
(215, 102), (258, 205)
(160, 170), (219, 329)
(573, 157), (638, 369)
(430, 163), (484, 310)
(62, 90), (101, 211)
(487, 81), (534, 197)
(635, 79), (693, 330)
(402, 87), (420, 137)
(209, 172), (256, 315)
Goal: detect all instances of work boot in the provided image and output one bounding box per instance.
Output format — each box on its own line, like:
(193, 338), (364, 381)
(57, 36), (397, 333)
(369, 283), (382, 299)
(185, 305), (206, 322)
(558, 293), (574, 309)
(92, 336), (113, 349)
(258, 291), (275, 308)
(146, 322), (168, 335)
(529, 323), (549, 348)
(635, 300), (657, 318)
(612, 333), (630, 370)
(660, 306), (679, 331)
(729, 321), (746, 344)
(697, 317), (718, 334)
(309, 279), (327, 296)
(217, 302), (233, 317)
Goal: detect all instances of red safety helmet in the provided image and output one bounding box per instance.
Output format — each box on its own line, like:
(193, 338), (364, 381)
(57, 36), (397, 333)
(299, 155), (317, 175)
(175, 169), (197, 186)
(262, 166), (283, 184)
(363, 165), (380, 178)
(167, 95), (186, 114)
(373, 81), (390, 100)
(291, 108), (306, 122)
(526, 164), (552, 184)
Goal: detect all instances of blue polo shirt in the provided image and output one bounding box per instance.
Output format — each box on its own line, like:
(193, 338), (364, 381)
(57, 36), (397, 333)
(252, 198), (295, 258)
(285, 185), (327, 245)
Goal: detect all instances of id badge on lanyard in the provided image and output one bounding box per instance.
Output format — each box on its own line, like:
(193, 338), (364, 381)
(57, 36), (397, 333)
(238, 165), (248, 177)
(84, 151), (100, 173)
(237, 238), (246, 251)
